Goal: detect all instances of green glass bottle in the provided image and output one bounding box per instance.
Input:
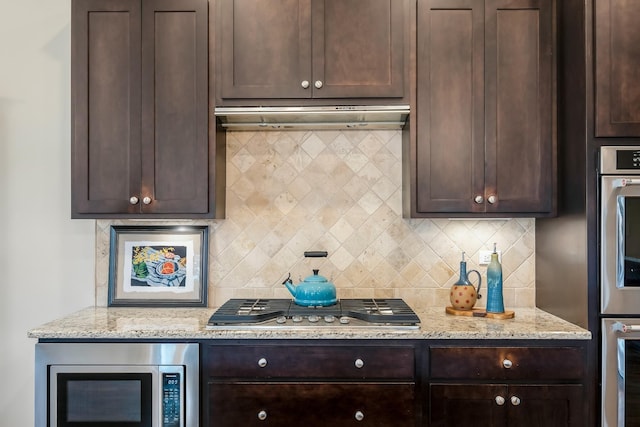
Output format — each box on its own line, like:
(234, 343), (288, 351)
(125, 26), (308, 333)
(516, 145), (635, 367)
(486, 243), (504, 313)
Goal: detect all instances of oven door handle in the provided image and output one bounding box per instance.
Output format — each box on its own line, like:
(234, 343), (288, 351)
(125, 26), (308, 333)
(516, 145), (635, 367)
(613, 322), (640, 333)
(613, 178), (640, 188)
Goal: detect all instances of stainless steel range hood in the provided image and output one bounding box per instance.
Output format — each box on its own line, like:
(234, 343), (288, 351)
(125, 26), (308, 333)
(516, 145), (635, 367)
(214, 105), (410, 130)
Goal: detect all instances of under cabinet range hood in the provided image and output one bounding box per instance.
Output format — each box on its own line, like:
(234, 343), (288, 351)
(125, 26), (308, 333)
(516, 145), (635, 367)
(214, 105), (410, 130)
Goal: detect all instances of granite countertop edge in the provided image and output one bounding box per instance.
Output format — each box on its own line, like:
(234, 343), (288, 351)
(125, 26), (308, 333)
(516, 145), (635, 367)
(28, 306), (592, 341)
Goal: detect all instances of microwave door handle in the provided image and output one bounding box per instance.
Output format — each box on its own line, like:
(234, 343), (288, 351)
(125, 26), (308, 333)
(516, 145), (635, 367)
(613, 178), (640, 188)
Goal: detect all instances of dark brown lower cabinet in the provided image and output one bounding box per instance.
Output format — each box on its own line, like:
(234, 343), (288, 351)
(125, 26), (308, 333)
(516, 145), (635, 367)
(202, 341), (418, 427)
(429, 383), (583, 427)
(202, 341), (589, 426)
(427, 344), (588, 427)
(208, 383), (415, 426)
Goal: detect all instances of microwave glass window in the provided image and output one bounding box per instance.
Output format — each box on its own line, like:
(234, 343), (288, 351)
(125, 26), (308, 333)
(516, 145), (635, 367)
(625, 197), (640, 286)
(67, 380), (141, 422)
(57, 373), (152, 426)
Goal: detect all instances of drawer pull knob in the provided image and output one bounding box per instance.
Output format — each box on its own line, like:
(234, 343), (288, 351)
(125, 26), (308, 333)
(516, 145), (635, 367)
(258, 410), (267, 420)
(474, 195), (484, 204)
(142, 196), (152, 205)
(502, 359), (513, 369)
(301, 80), (310, 89)
(487, 194), (497, 204)
(257, 358), (268, 368)
(129, 196), (139, 205)
(355, 410), (364, 421)
(314, 80), (323, 89)
(495, 396), (506, 406)
(510, 395), (521, 406)
(354, 358), (364, 368)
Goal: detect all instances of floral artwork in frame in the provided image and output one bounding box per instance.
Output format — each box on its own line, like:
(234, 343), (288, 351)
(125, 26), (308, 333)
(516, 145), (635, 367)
(108, 225), (208, 307)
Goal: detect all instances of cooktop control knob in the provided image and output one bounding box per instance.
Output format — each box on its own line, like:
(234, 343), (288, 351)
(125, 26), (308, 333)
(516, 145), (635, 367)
(324, 315), (336, 323)
(276, 316), (287, 324)
(308, 315), (320, 323)
(339, 316), (350, 324)
(292, 315), (303, 323)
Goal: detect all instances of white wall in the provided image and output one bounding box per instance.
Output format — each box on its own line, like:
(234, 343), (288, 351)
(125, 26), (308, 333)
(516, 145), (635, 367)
(0, 1), (95, 425)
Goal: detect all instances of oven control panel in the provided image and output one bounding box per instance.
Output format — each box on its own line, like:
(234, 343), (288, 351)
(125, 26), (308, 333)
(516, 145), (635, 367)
(601, 146), (640, 174)
(617, 149), (640, 169)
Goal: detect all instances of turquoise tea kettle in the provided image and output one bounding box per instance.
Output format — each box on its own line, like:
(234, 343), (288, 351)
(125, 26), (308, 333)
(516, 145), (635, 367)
(282, 251), (337, 306)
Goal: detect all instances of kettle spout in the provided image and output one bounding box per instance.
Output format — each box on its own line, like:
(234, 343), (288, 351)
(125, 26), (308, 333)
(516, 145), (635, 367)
(282, 273), (297, 297)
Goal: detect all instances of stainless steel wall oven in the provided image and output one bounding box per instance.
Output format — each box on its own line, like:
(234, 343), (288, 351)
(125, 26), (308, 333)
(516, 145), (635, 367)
(35, 342), (199, 427)
(600, 146), (640, 426)
(600, 146), (640, 315)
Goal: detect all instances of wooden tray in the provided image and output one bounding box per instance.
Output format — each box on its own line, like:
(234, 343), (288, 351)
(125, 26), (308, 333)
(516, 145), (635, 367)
(445, 306), (515, 319)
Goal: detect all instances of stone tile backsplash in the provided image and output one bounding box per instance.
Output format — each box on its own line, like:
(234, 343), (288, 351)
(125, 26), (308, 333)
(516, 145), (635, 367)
(95, 129), (535, 310)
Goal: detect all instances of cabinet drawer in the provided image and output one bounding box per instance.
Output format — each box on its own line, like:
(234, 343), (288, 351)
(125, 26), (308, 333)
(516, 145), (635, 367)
(208, 382), (415, 427)
(205, 345), (415, 379)
(430, 346), (584, 380)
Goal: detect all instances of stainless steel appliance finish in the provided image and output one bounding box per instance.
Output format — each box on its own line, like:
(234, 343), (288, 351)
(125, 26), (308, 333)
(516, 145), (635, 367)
(600, 146), (640, 426)
(601, 319), (640, 426)
(35, 342), (199, 427)
(214, 105), (410, 130)
(206, 298), (421, 330)
(600, 146), (640, 314)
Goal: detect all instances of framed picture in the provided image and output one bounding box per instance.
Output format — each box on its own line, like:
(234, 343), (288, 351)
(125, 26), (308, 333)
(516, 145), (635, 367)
(108, 225), (208, 307)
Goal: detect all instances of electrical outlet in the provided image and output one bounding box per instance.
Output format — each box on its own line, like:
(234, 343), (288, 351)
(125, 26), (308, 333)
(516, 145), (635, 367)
(479, 250), (502, 265)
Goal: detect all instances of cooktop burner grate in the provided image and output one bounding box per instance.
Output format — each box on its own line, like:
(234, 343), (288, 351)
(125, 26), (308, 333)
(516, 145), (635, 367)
(207, 298), (420, 328)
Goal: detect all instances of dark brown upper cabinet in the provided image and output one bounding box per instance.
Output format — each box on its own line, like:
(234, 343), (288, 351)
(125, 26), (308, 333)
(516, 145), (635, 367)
(594, 0), (640, 137)
(406, 0), (556, 217)
(214, 0), (408, 105)
(71, 0), (224, 218)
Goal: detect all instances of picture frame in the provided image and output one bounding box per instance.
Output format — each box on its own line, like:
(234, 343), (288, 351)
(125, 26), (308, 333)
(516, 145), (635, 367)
(108, 225), (208, 307)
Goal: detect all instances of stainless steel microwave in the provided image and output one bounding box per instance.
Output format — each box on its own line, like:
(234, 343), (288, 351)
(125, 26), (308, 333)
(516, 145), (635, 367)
(35, 342), (199, 427)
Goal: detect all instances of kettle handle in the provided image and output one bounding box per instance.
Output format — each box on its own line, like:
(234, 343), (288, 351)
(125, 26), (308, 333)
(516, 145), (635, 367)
(467, 269), (482, 299)
(282, 272), (292, 285)
(304, 251), (328, 258)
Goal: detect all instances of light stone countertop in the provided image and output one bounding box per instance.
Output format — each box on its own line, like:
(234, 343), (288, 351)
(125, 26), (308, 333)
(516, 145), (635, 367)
(28, 306), (591, 340)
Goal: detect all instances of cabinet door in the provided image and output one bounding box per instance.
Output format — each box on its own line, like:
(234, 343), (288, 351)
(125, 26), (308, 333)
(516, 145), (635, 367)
(72, 0), (212, 217)
(216, 0), (406, 102)
(594, 0), (640, 136)
(507, 384), (585, 427)
(140, 0), (209, 214)
(71, 0), (142, 215)
(415, 0), (485, 214)
(430, 384), (584, 427)
(430, 384), (508, 427)
(311, 0), (405, 99)
(216, 0), (312, 99)
(484, 0), (554, 214)
(413, 0), (554, 216)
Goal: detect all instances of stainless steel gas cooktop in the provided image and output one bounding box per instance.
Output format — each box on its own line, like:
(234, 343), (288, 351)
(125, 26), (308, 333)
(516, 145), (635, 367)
(206, 298), (421, 330)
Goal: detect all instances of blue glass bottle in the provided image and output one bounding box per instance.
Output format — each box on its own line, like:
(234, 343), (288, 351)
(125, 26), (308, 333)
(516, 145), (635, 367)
(486, 243), (504, 313)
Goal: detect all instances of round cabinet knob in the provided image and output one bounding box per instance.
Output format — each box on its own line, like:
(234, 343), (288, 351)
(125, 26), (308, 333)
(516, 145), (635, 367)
(301, 80), (310, 89)
(502, 359), (513, 369)
(257, 410), (267, 420)
(142, 196), (152, 205)
(510, 395), (521, 406)
(487, 195), (497, 204)
(314, 80), (323, 89)
(129, 196), (139, 205)
(354, 358), (364, 369)
(474, 195), (484, 204)
(355, 411), (365, 421)
(257, 358), (268, 368)
(495, 396), (506, 406)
